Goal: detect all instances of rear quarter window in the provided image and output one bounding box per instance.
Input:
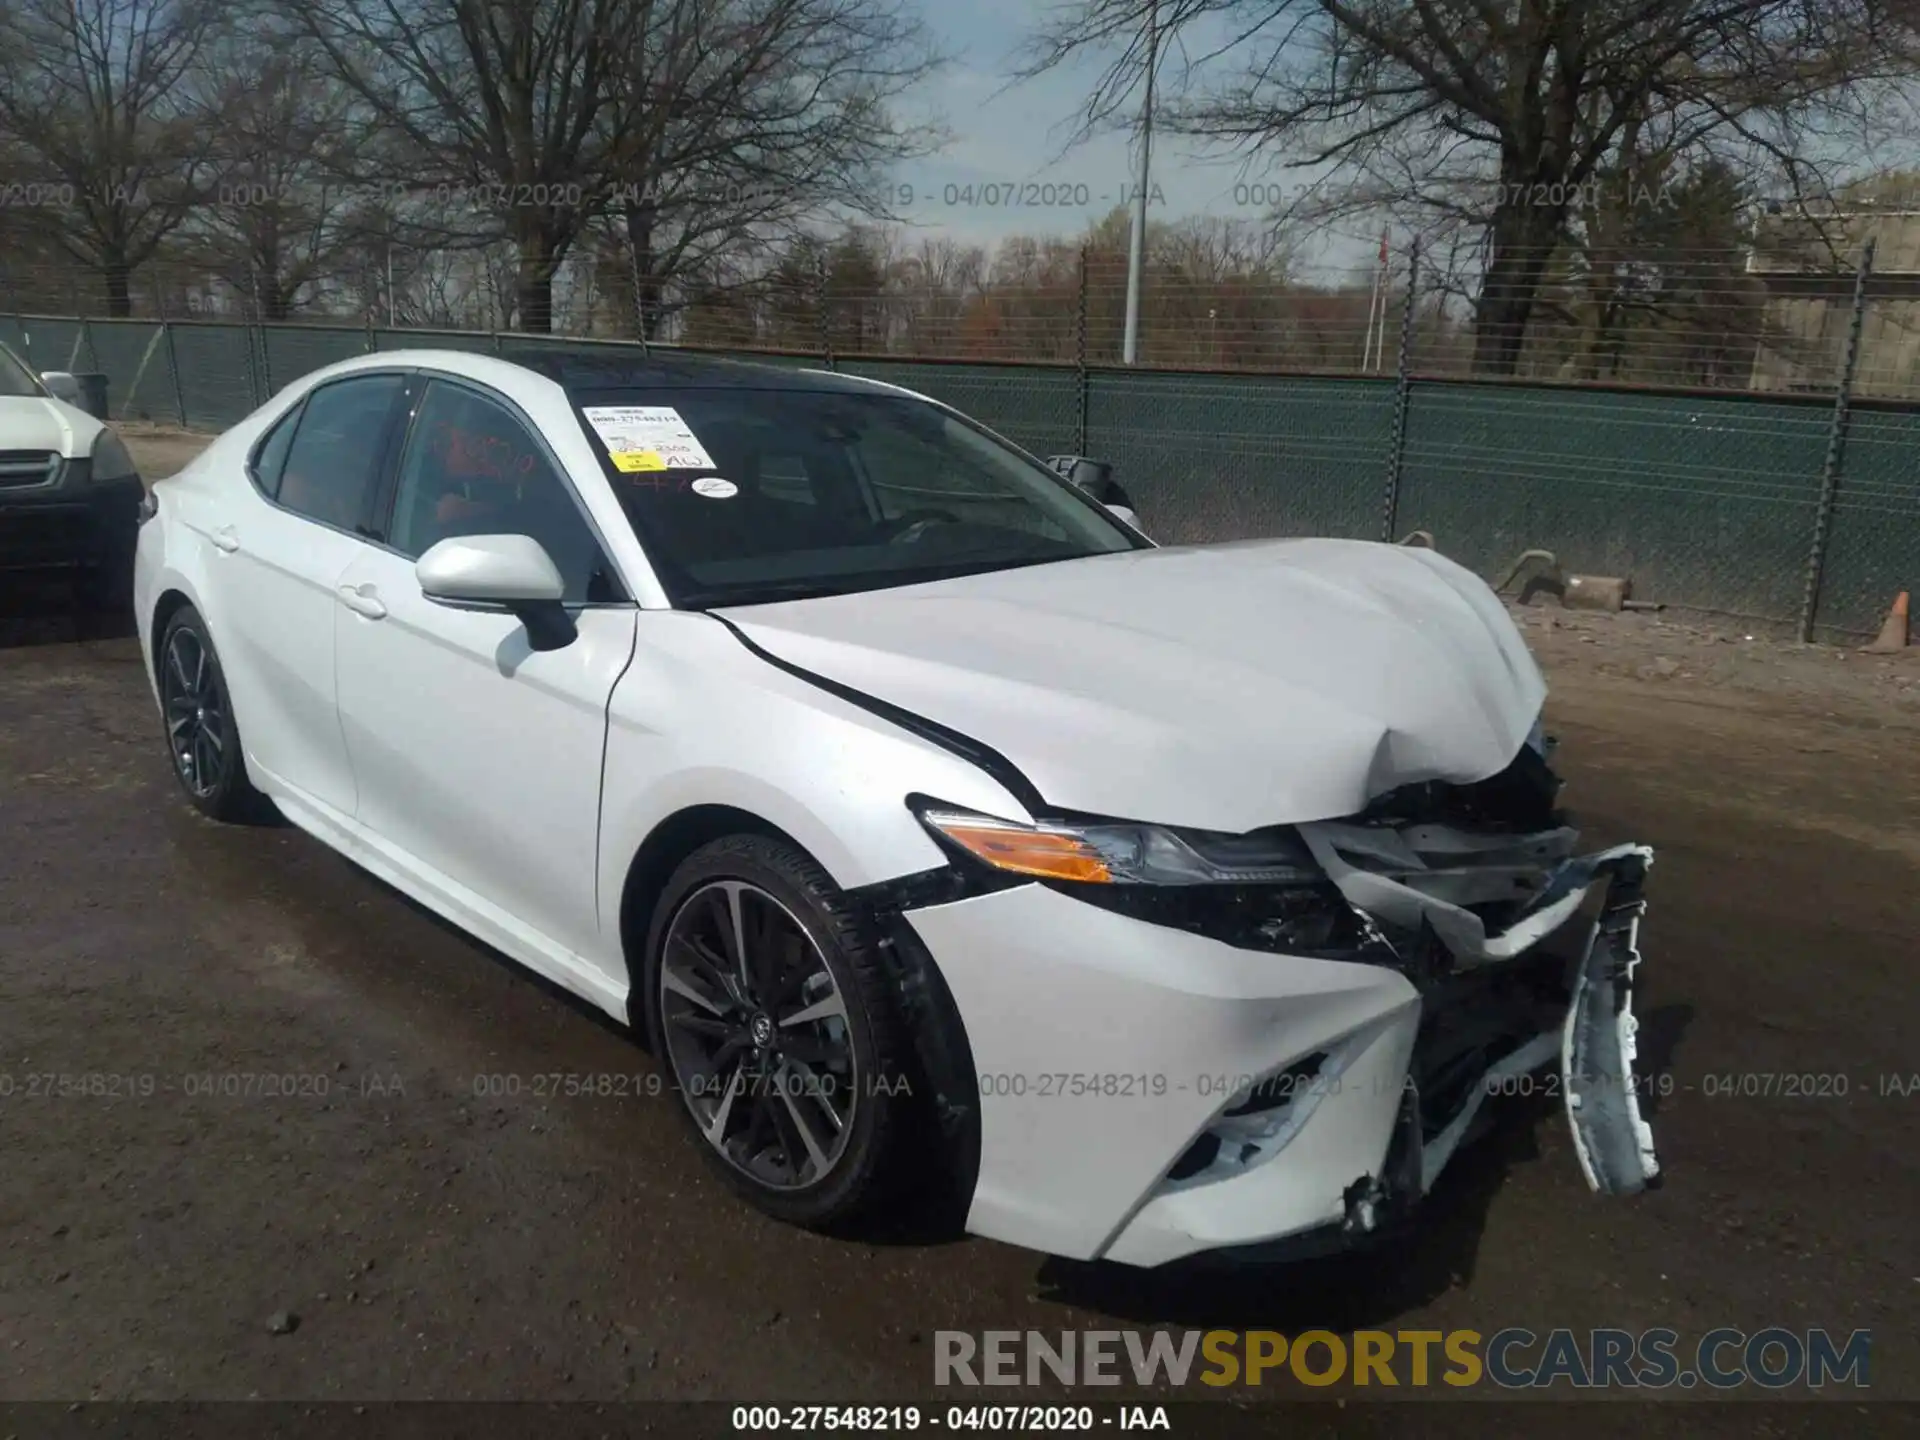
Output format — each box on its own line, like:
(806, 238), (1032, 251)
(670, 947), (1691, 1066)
(249, 404), (302, 499)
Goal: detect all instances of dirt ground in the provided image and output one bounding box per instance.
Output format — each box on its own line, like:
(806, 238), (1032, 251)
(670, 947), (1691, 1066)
(119, 424), (215, 477)
(0, 429), (1915, 1434)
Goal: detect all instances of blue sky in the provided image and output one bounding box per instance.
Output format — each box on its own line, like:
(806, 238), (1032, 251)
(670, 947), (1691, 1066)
(887, 0), (1311, 251)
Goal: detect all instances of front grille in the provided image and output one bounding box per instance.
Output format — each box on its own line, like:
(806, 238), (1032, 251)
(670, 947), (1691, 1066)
(0, 450), (61, 489)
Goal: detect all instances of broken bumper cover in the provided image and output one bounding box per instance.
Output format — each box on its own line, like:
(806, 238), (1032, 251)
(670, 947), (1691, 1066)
(902, 843), (1658, 1268)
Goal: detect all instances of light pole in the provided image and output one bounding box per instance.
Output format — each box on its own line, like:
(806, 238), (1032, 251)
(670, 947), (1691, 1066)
(1121, 0), (1158, 366)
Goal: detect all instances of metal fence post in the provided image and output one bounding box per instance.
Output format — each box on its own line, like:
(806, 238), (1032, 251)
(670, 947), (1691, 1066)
(257, 320), (274, 394)
(1798, 238), (1875, 643)
(365, 312), (377, 354)
(1075, 244), (1090, 455)
(12, 280), (31, 367)
(816, 255), (834, 370)
(1381, 238), (1420, 542)
(241, 319), (262, 409)
(161, 318), (187, 427)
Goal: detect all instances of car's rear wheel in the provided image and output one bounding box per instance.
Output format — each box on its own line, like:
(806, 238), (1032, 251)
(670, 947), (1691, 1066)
(642, 835), (912, 1229)
(158, 606), (267, 822)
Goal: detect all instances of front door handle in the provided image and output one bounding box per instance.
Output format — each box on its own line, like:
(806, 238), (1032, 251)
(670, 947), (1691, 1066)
(210, 525), (240, 553)
(337, 583), (388, 620)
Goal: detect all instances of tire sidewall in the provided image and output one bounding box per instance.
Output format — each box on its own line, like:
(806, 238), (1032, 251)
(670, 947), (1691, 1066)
(159, 607), (247, 817)
(641, 836), (897, 1226)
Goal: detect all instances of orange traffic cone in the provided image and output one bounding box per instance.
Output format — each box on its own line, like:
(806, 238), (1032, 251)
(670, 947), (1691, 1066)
(1864, 590), (1910, 653)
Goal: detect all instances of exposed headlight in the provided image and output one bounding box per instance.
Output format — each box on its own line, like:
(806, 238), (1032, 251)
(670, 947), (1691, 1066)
(916, 806), (1322, 886)
(89, 429), (139, 483)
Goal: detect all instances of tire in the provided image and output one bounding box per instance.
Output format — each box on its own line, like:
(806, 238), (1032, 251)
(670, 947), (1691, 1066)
(157, 605), (269, 823)
(642, 834), (913, 1230)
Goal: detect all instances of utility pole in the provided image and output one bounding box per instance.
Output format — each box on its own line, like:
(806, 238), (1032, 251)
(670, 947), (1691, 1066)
(1121, 0), (1158, 366)
(1364, 227), (1389, 370)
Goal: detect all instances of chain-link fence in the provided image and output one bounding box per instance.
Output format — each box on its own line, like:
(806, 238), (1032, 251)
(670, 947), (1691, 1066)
(8, 232), (1920, 392)
(2, 293), (1913, 642)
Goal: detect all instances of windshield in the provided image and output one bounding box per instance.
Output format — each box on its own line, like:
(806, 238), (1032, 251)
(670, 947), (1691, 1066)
(570, 386), (1143, 607)
(0, 345), (42, 398)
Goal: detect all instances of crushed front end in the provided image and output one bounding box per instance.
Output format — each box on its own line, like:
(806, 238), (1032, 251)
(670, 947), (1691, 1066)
(892, 740), (1661, 1267)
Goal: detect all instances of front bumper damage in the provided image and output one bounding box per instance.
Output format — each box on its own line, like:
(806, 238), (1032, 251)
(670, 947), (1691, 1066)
(1298, 820), (1660, 1196)
(899, 775), (1660, 1267)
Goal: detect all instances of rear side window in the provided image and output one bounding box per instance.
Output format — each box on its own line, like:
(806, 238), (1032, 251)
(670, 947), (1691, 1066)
(276, 375), (405, 531)
(250, 404), (301, 499)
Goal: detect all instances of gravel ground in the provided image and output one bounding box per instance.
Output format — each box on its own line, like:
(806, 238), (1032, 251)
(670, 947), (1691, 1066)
(0, 428), (1914, 1434)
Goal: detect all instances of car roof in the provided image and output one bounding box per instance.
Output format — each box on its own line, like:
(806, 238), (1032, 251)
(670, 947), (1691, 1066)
(496, 345), (898, 397)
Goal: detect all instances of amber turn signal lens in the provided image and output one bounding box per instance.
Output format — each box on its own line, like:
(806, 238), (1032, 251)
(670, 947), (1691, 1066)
(924, 816), (1113, 883)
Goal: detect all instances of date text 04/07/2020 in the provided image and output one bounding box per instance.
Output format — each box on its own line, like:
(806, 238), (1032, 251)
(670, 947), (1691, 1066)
(730, 1406), (1171, 1432)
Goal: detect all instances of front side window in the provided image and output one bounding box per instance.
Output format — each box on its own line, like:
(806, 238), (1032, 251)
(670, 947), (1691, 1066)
(571, 386), (1141, 607)
(277, 375), (405, 531)
(388, 379), (620, 604)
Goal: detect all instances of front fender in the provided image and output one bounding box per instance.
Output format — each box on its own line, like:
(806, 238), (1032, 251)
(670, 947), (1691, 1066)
(133, 510), (213, 709)
(596, 611), (1034, 954)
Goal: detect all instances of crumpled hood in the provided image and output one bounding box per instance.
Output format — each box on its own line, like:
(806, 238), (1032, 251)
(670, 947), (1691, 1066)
(723, 538), (1547, 831)
(0, 394), (98, 458)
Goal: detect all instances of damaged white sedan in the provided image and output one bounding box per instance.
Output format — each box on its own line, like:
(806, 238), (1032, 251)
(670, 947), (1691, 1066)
(133, 348), (1658, 1266)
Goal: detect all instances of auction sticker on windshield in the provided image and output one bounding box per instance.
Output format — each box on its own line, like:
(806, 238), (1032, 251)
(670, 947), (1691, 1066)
(582, 405), (717, 473)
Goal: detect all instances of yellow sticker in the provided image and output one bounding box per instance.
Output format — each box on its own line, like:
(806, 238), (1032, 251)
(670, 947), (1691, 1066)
(611, 450), (667, 473)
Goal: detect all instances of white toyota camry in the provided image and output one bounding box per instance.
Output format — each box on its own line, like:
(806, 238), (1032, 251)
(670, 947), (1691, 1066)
(134, 348), (1659, 1266)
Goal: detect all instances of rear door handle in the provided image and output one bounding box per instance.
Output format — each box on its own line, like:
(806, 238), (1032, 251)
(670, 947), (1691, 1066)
(210, 525), (240, 553)
(337, 583), (388, 620)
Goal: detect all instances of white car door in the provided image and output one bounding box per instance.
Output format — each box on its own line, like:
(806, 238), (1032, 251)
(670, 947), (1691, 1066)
(210, 373), (408, 820)
(331, 376), (638, 1000)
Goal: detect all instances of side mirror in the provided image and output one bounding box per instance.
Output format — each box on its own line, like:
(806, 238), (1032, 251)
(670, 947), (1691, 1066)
(416, 533), (576, 651)
(1047, 454), (1135, 512)
(40, 371), (82, 406)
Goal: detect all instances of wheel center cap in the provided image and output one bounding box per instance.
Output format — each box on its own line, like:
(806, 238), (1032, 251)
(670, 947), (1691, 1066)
(749, 1013), (774, 1048)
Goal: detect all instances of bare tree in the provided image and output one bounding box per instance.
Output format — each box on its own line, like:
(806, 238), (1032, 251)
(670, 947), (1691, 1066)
(183, 40), (370, 319)
(1022, 0), (1918, 373)
(0, 0), (222, 315)
(284, 0), (938, 333)
(599, 0), (943, 340)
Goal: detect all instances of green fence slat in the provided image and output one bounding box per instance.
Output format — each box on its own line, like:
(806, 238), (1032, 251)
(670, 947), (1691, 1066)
(20, 310), (1906, 636)
(1819, 408), (1920, 638)
(1086, 370), (1395, 544)
(1397, 383), (1832, 628)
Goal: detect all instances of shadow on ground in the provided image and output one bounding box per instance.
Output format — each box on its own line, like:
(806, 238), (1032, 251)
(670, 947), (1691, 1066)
(0, 575), (137, 650)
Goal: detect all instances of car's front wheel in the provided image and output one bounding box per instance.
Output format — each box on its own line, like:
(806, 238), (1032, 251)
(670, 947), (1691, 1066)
(157, 605), (268, 822)
(642, 835), (913, 1229)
